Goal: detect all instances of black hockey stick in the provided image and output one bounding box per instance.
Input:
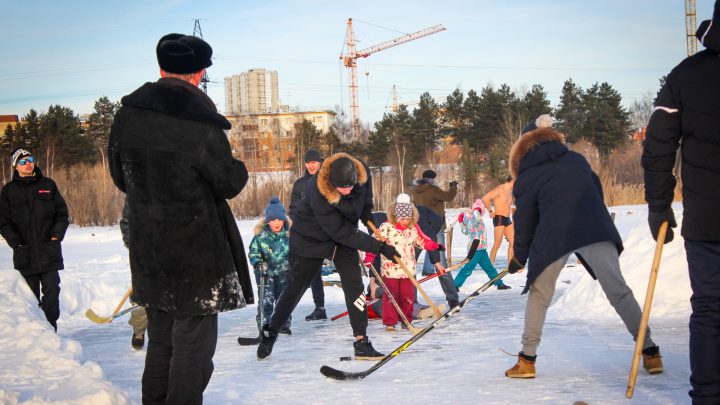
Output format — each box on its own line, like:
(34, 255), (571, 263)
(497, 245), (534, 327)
(320, 269), (509, 380)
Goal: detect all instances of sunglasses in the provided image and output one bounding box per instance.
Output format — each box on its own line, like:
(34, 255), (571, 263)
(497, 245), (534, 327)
(18, 156), (35, 165)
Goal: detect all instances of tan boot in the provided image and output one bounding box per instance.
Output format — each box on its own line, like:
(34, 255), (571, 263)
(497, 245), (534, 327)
(642, 346), (663, 374)
(505, 352), (536, 378)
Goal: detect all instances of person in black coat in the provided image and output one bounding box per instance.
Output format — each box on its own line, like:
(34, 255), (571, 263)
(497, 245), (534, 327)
(503, 117), (662, 379)
(108, 33), (252, 404)
(0, 148), (69, 331)
(289, 149), (328, 321)
(257, 152), (400, 361)
(642, 5), (720, 401)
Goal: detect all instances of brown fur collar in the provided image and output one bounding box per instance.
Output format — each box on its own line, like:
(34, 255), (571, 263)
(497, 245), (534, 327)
(387, 202), (419, 228)
(509, 127), (566, 179)
(317, 152), (368, 205)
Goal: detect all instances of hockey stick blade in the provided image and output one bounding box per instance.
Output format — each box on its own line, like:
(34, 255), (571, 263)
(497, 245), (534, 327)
(237, 336), (261, 346)
(321, 269), (509, 381)
(85, 308), (112, 324)
(418, 239), (480, 284)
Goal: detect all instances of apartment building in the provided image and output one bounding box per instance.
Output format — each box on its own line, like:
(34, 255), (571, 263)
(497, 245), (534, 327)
(224, 69), (279, 115)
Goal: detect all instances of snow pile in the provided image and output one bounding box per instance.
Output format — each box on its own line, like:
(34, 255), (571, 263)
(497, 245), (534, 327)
(549, 203), (691, 320)
(0, 270), (128, 404)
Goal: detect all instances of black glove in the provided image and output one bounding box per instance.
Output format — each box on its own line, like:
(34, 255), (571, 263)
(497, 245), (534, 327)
(449, 181), (458, 188)
(435, 243), (446, 252)
(508, 257), (525, 274)
(254, 262), (268, 273)
(648, 208), (677, 244)
(379, 243), (401, 264)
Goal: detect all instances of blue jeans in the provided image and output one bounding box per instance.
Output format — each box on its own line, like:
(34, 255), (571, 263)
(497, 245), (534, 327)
(454, 249), (501, 288)
(419, 230), (459, 303)
(686, 240), (720, 404)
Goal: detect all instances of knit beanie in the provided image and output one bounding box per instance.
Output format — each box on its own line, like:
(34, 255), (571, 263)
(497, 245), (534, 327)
(472, 199), (485, 214)
(329, 157), (358, 187)
(156, 33), (213, 74)
(394, 193), (414, 219)
(264, 196), (287, 222)
(11, 148), (32, 167)
(304, 149), (323, 163)
(520, 114), (553, 135)
(422, 169), (437, 179)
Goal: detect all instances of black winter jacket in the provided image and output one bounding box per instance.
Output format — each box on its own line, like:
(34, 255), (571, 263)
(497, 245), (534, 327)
(509, 127), (623, 294)
(109, 77), (253, 316)
(0, 168), (69, 276)
(289, 153), (382, 259)
(289, 170), (312, 219)
(642, 10), (720, 242)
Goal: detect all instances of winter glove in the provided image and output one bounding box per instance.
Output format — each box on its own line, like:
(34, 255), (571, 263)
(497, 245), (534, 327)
(457, 212), (465, 223)
(379, 243), (401, 264)
(435, 243), (446, 252)
(508, 257), (525, 274)
(648, 208), (677, 244)
(449, 181), (458, 188)
(254, 262), (269, 273)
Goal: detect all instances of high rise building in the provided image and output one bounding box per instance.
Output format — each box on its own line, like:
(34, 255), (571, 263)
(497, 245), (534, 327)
(224, 69), (279, 115)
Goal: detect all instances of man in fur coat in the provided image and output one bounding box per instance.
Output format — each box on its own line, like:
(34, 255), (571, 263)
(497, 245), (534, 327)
(109, 33), (252, 404)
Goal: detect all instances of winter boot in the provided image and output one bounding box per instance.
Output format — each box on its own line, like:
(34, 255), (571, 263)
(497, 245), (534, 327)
(497, 283), (512, 290)
(642, 345), (663, 374)
(256, 324), (278, 360)
(353, 336), (386, 360)
(448, 300), (460, 309)
(279, 326), (292, 335)
(131, 333), (145, 350)
(305, 306), (327, 321)
(505, 352), (536, 378)
(385, 325), (396, 332)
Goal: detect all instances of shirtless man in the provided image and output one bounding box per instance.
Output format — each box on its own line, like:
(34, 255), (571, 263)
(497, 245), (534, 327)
(482, 176), (515, 264)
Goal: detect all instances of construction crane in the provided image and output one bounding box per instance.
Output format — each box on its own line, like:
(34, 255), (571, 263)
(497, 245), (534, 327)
(685, 0), (698, 56)
(340, 18), (446, 141)
(193, 19), (210, 93)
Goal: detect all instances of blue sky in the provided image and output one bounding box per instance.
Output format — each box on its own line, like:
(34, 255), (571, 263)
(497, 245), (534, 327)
(0, 1), (714, 125)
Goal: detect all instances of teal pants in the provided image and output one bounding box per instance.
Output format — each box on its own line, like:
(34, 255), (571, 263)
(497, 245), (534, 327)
(454, 249), (502, 288)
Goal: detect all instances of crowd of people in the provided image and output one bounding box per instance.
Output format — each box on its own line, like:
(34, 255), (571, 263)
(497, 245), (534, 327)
(1, 10), (719, 402)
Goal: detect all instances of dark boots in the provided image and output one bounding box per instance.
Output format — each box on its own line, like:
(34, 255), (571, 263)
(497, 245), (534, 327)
(257, 324), (279, 360)
(131, 333), (145, 350)
(353, 336), (385, 360)
(497, 283), (512, 290)
(305, 306), (327, 321)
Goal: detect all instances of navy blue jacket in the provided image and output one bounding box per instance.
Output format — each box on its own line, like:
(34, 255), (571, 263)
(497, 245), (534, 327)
(509, 127), (623, 294)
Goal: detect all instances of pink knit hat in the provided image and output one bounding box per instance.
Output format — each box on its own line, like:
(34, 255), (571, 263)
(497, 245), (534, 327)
(472, 199), (485, 213)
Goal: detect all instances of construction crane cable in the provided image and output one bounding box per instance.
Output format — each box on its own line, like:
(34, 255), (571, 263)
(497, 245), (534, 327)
(353, 19), (407, 35)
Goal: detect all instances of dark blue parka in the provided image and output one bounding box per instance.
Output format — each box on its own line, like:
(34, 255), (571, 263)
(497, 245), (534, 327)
(508, 127), (623, 294)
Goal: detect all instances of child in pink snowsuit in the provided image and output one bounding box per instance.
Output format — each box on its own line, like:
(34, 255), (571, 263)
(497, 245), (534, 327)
(364, 194), (442, 330)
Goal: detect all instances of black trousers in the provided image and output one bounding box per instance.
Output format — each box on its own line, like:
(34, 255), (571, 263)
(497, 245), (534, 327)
(308, 271), (325, 307)
(142, 309), (217, 405)
(270, 245), (367, 336)
(23, 271), (60, 331)
(686, 240), (720, 404)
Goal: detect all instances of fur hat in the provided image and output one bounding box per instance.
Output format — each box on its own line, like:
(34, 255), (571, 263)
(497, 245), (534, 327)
(472, 199), (485, 214)
(156, 33), (213, 74)
(264, 196), (287, 222)
(329, 157), (358, 187)
(11, 148), (32, 167)
(394, 193), (414, 219)
(304, 149), (323, 163)
(521, 114), (553, 135)
(422, 169), (437, 179)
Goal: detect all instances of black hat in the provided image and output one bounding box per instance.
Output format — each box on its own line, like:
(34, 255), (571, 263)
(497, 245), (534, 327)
(422, 170), (436, 179)
(521, 114), (553, 135)
(10, 148), (32, 167)
(156, 33), (213, 74)
(329, 157), (358, 187)
(304, 149), (323, 163)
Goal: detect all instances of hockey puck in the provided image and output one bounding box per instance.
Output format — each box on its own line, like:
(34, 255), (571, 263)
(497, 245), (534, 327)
(339, 356), (352, 361)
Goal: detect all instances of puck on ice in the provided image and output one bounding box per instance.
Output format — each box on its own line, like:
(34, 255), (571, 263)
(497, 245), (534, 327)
(339, 356), (352, 361)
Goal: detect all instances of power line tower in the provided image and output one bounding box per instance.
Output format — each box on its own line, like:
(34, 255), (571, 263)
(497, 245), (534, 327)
(193, 19), (210, 93)
(685, 0), (698, 56)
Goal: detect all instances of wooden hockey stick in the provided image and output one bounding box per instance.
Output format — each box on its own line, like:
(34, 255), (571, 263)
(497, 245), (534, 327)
(85, 287), (133, 324)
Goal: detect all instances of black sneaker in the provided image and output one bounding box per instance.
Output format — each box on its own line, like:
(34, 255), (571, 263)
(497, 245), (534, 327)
(279, 326), (292, 335)
(448, 300), (460, 309)
(353, 336), (385, 360)
(257, 325), (278, 360)
(131, 333), (145, 350)
(305, 306), (327, 321)
(497, 284), (512, 290)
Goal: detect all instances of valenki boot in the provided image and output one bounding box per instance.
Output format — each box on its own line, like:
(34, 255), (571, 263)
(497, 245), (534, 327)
(505, 352), (536, 378)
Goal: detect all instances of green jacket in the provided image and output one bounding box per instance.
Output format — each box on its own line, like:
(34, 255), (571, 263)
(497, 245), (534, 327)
(248, 219), (290, 277)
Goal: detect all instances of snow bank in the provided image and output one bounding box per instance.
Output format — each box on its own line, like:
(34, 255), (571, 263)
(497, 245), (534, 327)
(0, 269), (128, 405)
(549, 202), (691, 321)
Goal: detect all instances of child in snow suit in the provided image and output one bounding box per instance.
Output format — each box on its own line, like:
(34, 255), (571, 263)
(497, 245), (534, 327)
(454, 199), (510, 290)
(247, 197), (292, 334)
(364, 194), (443, 330)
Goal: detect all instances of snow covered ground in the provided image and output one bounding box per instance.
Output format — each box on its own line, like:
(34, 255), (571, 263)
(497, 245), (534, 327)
(0, 203), (692, 404)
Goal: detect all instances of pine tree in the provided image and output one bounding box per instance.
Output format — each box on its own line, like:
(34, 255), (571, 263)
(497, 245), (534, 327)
(522, 84), (552, 121)
(583, 82), (630, 162)
(554, 79), (585, 143)
(86, 96), (120, 167)
(412, 92), (440, 165)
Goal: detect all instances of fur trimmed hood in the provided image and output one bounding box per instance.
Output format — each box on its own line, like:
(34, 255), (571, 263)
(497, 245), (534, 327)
(316, 152), (368, 205)
(509, 127), (566, 179)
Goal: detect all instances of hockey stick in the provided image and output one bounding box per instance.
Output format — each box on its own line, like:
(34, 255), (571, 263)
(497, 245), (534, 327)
(626, 221), (668, 398)
(366, 263), (422, 334)
(331, 298), (379, 321)
(366, 221), (442, 318)
(418, 239), (480, 284)
(86, 304), (140, 324)
(321, 269), (509, 380)
(446, 220), (456, 266)
(238, 262), (267, 346)
(85, 287), (132, 324)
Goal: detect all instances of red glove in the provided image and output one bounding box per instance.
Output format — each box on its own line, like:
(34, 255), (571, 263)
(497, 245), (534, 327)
(364, 252), (376, 267)
(457, 212), (465, 223)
